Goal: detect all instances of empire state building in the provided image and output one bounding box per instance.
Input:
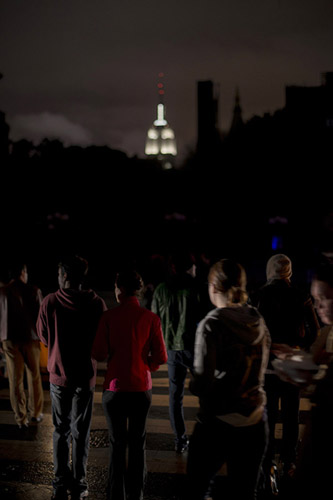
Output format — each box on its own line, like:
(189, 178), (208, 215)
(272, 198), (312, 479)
(145, 73), (177, 169)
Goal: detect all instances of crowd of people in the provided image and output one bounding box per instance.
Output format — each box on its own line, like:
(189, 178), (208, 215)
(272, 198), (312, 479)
(0, 250), (332, 500)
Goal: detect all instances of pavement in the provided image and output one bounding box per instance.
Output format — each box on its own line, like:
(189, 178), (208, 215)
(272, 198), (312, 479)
(0, 363), (201, 499)
(0, 361), (312, 499)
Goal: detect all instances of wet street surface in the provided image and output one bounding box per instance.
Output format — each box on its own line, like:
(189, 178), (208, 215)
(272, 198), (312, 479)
(0, 362), (311, 499)
(0, 363), (199, 499)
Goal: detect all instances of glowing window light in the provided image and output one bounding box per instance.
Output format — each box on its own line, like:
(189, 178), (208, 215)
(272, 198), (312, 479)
(161, 143), (177, 155)
(154, 104), (167, 126)
(147, 128), (159, 139)
(145, 142), (159, 155)
(161, 128), (175, 139)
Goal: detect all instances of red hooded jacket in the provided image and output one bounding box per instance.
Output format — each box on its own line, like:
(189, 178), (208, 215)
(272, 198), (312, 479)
(37, 288), (107, 388)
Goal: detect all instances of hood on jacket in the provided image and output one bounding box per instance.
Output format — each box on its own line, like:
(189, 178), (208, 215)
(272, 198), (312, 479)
(208, 304), (267, 346)
(55, 288), (102, 311)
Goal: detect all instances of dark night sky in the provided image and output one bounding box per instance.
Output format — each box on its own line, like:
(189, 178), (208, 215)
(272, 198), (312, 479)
(1, 0), (333, 162)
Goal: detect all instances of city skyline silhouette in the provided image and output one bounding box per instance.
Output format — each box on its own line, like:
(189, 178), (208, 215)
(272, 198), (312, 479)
(1, 0), (333, 159)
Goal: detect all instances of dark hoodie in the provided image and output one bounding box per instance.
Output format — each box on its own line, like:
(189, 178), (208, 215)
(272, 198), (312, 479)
(37, 288), (107, 388)
(190, 304), (271, 420)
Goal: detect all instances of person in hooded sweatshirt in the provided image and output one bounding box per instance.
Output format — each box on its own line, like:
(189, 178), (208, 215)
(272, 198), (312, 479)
(186, 259), (271, 500)
(37, 255), (107, 500)
(254, 254), (319, 484)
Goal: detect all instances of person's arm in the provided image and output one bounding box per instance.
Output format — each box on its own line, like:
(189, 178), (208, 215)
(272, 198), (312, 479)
(150, 288), (159, 315)
(311, 326), (331, 365)
(91, 313), (110, 362)
(36, 299), (49, 346)
(189, 317), (217, 397)
(303, 295), (321, 349)
(0, 290), (8, 351)
(148, 315), (167, 372)
(36, 287), (43, 306)
(0, 288), (7, 337)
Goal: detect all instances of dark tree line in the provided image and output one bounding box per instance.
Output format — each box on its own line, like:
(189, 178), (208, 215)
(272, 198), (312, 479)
(1, 106), (332, 291)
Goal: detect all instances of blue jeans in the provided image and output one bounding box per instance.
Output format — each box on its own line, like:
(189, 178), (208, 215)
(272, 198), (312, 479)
(102, 390), (152, 500)
(167, 350), (193, 444)
(50, 384), (94, 495)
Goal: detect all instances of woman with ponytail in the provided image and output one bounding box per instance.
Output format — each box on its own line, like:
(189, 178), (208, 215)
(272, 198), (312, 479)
(186, 259), (271, 500)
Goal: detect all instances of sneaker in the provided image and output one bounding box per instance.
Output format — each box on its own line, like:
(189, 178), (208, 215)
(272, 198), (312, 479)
(270, 463), (279, 496)
(18, 421), (29, 429)
(31, 413), (44, 423)
(175, 438), (189, 454)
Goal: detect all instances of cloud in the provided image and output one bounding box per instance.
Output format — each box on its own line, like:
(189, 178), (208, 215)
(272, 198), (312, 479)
(10, 112), (93, 146)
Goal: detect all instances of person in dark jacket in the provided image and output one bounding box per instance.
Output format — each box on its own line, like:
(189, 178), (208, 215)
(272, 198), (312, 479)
(186, 259), (271, 500)
(151, 251), (200, 453)
(296, 262), (333, 498)
(268, 262), (333, 499)
(254, 254), (320, 483)
(37, 255), (107, 500)
(0, 261), (44, 428)
(92, 269), (167, 500)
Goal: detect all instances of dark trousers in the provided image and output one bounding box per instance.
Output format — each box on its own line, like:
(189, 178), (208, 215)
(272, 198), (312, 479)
(167, 350), (193, 444)
(186, 415), (268, 500)
(102, 390), (152, 500)
(264, 374), (300, 466)
(50, 383), (94, 495)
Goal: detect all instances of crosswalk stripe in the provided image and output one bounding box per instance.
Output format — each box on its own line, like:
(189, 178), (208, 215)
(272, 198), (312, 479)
(0, 360), (313, 498)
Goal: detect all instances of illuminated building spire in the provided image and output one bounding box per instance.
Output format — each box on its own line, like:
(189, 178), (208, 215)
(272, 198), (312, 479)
(145, 73), (177, 168)
(154, 73), (167, 126)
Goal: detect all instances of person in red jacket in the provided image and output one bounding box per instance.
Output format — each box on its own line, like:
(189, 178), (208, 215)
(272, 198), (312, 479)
(37, 255), (107, 500)
(92, 269), (167, 500)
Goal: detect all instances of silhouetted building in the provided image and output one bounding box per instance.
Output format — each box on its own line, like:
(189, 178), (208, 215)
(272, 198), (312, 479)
(0, 111), (10, 160)
(145, 73), (177, 169)
(285, 72), (333, 132)
(196, 80), (220, 153)
(0, 74), (10, 160)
